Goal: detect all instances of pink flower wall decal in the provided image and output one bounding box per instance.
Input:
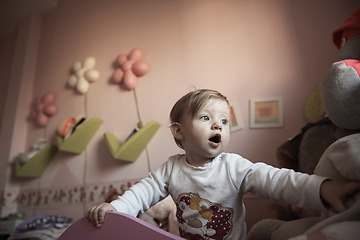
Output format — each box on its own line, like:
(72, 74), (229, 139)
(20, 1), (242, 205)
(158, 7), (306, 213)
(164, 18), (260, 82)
(30, 92), (57, 127)
(112, 48), (150, 90)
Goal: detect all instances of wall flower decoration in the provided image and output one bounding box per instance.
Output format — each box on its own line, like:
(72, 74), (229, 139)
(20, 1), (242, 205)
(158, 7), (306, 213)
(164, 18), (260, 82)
(30, 92), (57, 127)
(65, 57), (102, 215)
(68, 57), (100, 94)
(105, 48), (160, 172)
(112, 48), (150, 90)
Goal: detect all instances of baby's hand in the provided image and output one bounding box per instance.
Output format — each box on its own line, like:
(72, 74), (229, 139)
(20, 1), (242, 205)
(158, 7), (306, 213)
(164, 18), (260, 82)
(86, 202), (116, 228)
(320, 179), (360, 213)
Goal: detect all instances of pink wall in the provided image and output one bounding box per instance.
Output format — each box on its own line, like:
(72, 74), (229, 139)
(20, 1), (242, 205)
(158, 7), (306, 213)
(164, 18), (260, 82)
(0, 0), (359, 232)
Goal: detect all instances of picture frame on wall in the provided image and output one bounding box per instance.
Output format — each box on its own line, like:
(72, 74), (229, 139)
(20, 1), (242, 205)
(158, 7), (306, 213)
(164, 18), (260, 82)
(250, 96), (283, 128)
(229, 102), (243, 132)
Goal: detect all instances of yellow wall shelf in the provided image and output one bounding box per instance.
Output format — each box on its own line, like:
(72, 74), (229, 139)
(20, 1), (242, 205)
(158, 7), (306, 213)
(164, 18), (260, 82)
(15, 145), (57, 178)
(57, 118), (103, 154)
(104, 121), (161, 162)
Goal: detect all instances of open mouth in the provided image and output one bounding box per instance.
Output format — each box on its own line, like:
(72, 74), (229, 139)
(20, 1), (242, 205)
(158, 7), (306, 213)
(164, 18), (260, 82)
(209, 134), (221, 143)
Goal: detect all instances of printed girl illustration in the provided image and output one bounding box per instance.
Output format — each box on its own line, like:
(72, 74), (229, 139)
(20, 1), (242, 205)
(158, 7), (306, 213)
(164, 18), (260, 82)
(176, 193), (234, 239)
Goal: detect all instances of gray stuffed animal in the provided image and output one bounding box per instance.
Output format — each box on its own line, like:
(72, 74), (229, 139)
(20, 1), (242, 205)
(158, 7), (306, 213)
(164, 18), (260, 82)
(248, 6), (360, 240)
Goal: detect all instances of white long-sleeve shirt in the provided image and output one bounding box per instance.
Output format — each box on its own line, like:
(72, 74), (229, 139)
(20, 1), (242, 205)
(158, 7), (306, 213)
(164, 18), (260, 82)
(111, 153), (327, 240)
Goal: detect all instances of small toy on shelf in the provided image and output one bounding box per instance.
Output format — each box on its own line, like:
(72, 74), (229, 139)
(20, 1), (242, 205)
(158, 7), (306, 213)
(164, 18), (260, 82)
(14, 138), (57, 178)
(56, 117), (103, 154)
(104, 121), (160, 162)
(57, 115), (86, 141)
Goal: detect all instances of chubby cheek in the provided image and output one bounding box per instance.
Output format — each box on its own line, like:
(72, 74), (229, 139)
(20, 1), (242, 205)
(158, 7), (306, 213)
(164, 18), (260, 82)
(191, 123), (209, 139)
(222, 130), (230, 146)
(193, 129), (208, 143)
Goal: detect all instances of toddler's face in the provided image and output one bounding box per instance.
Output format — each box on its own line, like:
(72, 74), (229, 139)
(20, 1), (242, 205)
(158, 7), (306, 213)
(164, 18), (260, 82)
(180, 98), (230, 164)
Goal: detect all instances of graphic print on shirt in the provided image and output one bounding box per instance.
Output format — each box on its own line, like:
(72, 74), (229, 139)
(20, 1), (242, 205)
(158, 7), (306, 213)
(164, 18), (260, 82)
(176, 192), (234, 240)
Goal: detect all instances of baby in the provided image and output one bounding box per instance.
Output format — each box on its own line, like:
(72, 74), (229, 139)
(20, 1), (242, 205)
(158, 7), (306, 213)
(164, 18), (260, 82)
(87, 89), (360, 240)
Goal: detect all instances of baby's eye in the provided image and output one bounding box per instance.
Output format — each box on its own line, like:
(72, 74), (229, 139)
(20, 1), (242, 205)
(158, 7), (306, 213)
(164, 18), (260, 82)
(200, 116), (209, 121)
(221, 119), (228, 125)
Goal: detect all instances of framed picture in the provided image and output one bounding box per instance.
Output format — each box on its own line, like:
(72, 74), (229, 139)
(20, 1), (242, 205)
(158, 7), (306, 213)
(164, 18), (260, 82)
(250, 96), (283, 128)
(229, 102), (242, 132)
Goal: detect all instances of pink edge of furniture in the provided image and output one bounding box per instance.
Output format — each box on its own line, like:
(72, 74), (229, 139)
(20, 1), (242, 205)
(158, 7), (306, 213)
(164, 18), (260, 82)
(58, 212), (183, 240)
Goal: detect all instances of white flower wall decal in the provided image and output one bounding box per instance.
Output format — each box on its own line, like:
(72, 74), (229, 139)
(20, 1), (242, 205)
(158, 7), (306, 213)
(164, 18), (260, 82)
(68, 57), (100, 94)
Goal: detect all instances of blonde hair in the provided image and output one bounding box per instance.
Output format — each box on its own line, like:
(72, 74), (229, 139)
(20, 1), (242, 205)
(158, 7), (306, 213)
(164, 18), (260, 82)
(169, 89), (229, 148)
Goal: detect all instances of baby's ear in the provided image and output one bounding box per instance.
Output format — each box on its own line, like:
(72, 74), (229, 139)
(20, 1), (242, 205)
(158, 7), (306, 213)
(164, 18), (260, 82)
(170, 122), (183, 140)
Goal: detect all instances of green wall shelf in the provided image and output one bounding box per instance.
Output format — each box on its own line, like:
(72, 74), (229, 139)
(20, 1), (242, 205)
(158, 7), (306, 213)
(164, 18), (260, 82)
(57, 118), (103, 154)
(104, 121), (161, 162)
(16, 145), (57, 178)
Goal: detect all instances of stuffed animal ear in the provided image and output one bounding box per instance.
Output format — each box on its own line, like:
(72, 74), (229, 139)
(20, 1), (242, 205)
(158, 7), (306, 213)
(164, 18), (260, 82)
(170, 122), (183, 141)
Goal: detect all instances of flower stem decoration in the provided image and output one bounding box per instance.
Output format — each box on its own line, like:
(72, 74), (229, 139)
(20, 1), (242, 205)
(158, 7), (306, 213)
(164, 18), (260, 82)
(67, 57), (100, 215)
(112, 48), (154, 171)
(113, 48), (150, 128)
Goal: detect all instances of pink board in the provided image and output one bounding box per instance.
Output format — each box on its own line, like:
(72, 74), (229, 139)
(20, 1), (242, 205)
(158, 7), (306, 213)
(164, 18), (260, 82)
(58, 212), (183, 240)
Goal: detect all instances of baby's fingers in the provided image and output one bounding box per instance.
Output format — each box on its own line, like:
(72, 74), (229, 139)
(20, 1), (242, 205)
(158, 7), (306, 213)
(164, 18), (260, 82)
(94, 203), (116, 228)
(334, 180), (360, 213)
(86, 203), (104, 227)
(342, 180), (360, 196)
(86, 206), (94, 222)
(329, 197), (346, 213)
(96, 206), (108, 227)
(88, 205), (101, 227)
(93, 203), (108, 227)
(324, 180), (360, 213)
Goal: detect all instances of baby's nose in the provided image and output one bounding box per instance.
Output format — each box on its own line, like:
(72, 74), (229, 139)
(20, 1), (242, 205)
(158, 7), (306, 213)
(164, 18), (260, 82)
(212, 122), (222, 131)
